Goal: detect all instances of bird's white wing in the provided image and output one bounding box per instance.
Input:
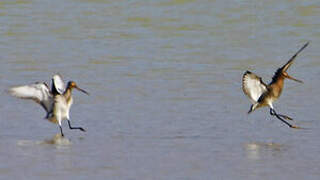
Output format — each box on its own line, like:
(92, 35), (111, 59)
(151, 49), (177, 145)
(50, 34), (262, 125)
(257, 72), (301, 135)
(52, 74), (65, 95)
(9, 83), (53, 113)
(242, 71), (267, 103)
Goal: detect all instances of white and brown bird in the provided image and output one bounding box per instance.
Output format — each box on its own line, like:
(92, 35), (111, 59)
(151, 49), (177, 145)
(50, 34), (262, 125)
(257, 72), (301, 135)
(9, 74), (89, 136)
(242, 42), (309, 128)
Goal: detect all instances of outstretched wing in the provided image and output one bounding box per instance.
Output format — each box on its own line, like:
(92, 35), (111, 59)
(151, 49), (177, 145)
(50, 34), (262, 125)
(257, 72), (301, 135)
(51, 74), (65, 95)
(242, 71), (267, 103)
(9, 82), (53, 113)
(281, 42), (309, 72)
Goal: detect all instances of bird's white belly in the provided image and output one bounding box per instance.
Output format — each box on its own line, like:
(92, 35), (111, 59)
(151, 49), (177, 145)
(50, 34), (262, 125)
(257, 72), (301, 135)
(266, 97), (276, 109)
(50, 96), (73, 124)
(60, 105), (69, 120)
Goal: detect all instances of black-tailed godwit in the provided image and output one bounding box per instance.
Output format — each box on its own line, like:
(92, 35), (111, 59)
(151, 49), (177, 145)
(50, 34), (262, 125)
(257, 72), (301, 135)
(9, 74), (89, 136)
(242, 42), (309, 128)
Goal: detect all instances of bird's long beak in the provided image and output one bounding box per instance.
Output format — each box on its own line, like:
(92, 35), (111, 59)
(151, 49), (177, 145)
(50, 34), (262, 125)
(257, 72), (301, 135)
(284, 74), (303, 83)
(75, 86), (89, 95)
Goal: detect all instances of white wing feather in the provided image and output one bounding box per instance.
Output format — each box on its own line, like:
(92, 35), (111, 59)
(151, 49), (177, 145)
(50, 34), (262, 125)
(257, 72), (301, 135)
(9, 83), (53, 113)
(242, 71), (267, 103)
(52, 74), (65, 94)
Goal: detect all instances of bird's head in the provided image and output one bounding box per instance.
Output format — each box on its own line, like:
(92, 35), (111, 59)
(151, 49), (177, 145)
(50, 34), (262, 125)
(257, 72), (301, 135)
(278, 42), (309, 84)
(281, 71), (303, 83)
(67, 81), (89, 95)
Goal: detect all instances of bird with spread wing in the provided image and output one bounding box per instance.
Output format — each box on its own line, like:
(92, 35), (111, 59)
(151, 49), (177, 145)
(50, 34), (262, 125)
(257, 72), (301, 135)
(242, 42), (309, 128)
(9, 74), (89, 136)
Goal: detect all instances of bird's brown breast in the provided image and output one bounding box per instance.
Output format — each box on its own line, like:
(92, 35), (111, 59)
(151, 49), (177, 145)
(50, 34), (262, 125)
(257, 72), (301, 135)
(269, 77), (284, 99)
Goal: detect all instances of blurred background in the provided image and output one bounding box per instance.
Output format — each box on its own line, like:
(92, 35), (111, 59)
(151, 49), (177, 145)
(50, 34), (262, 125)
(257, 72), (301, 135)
(0, 0), (320, 179)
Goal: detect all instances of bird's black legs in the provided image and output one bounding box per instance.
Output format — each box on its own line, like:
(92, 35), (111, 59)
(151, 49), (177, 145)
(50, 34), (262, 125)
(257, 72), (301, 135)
(279, 114), (293, 120)
(68, 120), (86, 132)
(59, 125), (64, 137)
(269, 108), (293, 120)
(270, 108), (299, 128)
(58, 121), (85, 137)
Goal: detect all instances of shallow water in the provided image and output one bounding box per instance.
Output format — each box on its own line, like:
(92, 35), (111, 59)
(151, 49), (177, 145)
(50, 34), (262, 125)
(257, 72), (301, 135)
(1, 0), (320, 179)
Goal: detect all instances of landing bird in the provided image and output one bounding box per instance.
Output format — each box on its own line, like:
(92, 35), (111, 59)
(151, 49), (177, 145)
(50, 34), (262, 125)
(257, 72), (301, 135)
(242, 42), (309, 128)
(9, 74), (89, 136)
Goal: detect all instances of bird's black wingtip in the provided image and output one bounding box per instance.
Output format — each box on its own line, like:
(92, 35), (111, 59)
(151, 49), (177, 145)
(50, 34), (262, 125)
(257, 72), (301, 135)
(301, 41), (310, 50)
(243, 71), (252, 78)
